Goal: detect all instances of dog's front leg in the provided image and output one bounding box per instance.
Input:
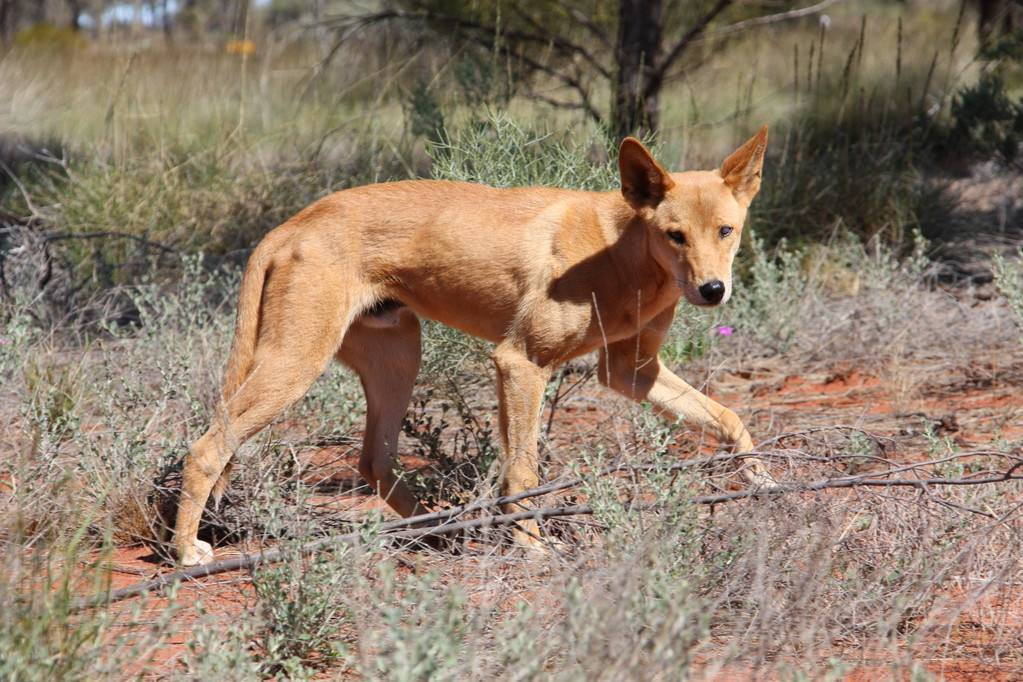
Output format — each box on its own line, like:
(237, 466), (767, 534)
(598, 313), (773, 486)
(607, 356), (772, 486)
(492, 344), (552, 548)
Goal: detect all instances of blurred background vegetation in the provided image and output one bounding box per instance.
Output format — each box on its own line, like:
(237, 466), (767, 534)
(0, 0), (1021, 324)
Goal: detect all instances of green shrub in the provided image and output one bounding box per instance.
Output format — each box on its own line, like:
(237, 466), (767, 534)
(13, 24), (87, 52)
(429, 110), (620, 190)
(251, 543), (355, 678)
(993, 248), (1023, 342)
(948, 72), (1023, 170)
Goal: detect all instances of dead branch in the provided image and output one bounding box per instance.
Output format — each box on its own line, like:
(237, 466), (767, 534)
(318, 4), (606, 125)
(643, 0), (734, 101)
(43, 231), (178, 255)
(646, 0), (843, 101)
(704, 0), (844, 39)
(72, 451), (1022, 611)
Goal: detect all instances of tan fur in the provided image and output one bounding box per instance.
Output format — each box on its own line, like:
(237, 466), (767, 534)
(174, 127), (772, 565)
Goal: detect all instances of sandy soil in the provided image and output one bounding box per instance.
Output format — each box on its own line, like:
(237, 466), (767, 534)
(86, 347), (1023, 679)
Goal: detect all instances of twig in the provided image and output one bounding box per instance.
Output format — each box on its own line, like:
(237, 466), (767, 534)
(72, 454), (1023, 611)
(704, 0), (844, 40)
(43, 231), (178, 255)
(643, 0), (734, 101)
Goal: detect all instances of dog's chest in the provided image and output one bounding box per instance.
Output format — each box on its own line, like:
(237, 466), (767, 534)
(522, 279), (676, 364)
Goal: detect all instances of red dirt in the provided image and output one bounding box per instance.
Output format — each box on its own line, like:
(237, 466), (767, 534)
(80, 352), (1023, 678)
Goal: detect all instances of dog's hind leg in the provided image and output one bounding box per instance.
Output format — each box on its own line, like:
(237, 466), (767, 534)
(338, 307), (426, 519)
(174, 259), (360, 566)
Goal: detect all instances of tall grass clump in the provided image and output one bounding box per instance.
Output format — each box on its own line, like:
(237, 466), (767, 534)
(751, 15), (962, 248)
(0, 514), (178, 680)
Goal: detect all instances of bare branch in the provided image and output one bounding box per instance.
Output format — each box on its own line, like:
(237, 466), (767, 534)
(705, 0), (844, 39)
(318, 4), (606, 126)
(565, 7), (612, 50)
(461, 34), (604, 125)
(43, 231), (178, 255)
(74, 450), (1023, 610)
(508, 2), (611, 79)
(322, 3), (608, 78)
(644, 0), (734, 101)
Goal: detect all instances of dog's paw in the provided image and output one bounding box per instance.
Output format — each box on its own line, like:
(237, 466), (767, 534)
(178, 539), (214, 567)
(742, 460), (777, 489)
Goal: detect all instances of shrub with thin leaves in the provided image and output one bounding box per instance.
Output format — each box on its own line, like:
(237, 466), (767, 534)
(993, 248), (1023, 342)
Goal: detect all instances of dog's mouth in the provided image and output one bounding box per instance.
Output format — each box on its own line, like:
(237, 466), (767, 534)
(677, 278), (730, 307)
(677, 280), (709, 307)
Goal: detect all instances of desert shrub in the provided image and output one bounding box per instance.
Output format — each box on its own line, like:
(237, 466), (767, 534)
(429, 110), (620, 191)
(0, 521), (177, 681)
(993, 248), (1023, 341)
(698, 228), (933, 358)
(358, 566), (471, 681)
(2, 149), (342, 299)
(402, 388), (499, 508)
(938, 23), (1023, 172)
(0, 248), (239, 544)
(250, 543), (355, 678)
(947, 72), (1023, 170)
(178, 610), (261, 681)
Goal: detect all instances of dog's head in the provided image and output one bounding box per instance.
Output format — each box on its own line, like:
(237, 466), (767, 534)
(618, 126), (768, 307)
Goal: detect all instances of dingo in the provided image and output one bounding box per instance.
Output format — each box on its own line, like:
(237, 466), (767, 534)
(175, 127), (771, 565)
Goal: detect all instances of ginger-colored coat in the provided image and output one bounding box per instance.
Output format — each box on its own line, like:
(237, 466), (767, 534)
(174, 128), (771, 565)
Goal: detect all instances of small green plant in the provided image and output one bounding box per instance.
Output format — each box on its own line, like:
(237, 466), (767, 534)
(401, 388), (498, 508)
(178, 608), (261, 681)
(361, 567), (469, 682)
(730, 231), (809, 352)
(251, 543), (355, 678)
(993, 248), (1023, 342)
(22, 355), (82, 450)
(661, 301), (718, 365)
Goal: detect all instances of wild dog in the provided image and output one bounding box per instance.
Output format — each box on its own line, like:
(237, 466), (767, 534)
(174, 127), (771, 565)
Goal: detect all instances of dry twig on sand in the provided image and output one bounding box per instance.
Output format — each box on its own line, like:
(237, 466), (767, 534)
(72, 447), (1023, 611)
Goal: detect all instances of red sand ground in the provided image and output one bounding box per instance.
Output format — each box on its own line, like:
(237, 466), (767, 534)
(88, 351), (1023, 679)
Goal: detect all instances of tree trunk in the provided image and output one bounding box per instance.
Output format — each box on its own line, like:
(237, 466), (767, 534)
(978, 0), (1020, 50)
(180, 0), (199, 38)
(162, 0), (172, 41)
(611, 0), (664, 139)
(0, 0), (14, 46)
(68, 0), (82, 31)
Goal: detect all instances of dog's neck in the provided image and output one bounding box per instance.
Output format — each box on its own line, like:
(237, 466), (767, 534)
(595, 192), (679, 313)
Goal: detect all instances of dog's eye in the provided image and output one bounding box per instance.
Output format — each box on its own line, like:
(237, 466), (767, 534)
(667, 230), (686, 245)
(719, 225), (734, 238)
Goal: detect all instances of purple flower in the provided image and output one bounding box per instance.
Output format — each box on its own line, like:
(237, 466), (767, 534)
(0, 337), (10, 346)
(715, 326), (734, 337)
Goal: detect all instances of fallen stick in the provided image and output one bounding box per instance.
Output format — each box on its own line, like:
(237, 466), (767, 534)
(73, 457), (1023, 611)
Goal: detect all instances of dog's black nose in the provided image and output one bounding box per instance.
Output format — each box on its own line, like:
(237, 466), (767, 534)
(699, 280), (726, 304)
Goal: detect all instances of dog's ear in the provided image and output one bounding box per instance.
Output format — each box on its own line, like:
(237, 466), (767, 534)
(720, 125), (768, 206)
(619, 137), (675, 210)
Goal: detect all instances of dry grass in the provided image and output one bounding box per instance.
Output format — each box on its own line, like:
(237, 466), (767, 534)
(2, 1), (1022, 678)
(1, 214), (1021, 677)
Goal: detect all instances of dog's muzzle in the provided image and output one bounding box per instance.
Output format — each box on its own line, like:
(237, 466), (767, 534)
(698, 280), (726, 305)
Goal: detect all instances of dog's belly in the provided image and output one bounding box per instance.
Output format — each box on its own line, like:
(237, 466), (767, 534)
(398, 295), (515, 343)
